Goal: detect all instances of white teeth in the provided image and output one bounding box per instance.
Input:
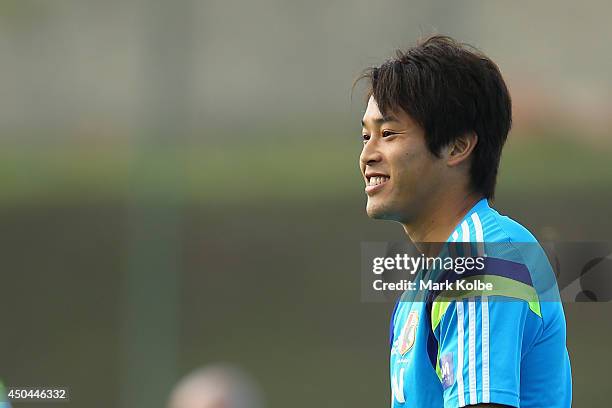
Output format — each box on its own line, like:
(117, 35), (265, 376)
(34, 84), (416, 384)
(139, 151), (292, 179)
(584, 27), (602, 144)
(368, 176), (389, 186)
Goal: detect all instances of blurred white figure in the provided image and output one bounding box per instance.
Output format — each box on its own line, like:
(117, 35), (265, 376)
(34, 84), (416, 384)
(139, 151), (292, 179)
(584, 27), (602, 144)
(168, 364), (264, 408)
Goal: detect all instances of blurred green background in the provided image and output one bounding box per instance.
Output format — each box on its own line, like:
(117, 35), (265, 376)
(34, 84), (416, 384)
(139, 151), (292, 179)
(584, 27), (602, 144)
(1, 0), (611, 407)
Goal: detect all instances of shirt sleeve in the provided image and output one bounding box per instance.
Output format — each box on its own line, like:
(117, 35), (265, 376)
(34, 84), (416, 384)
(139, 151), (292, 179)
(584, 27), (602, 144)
(434, 295), (541, 408)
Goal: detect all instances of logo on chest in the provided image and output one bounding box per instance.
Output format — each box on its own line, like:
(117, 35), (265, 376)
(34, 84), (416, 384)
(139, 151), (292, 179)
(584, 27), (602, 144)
(398, 311), (419, 355)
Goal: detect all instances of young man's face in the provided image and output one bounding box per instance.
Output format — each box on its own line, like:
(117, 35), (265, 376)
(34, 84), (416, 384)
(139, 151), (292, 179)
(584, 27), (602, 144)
(359, 96), (446, 223)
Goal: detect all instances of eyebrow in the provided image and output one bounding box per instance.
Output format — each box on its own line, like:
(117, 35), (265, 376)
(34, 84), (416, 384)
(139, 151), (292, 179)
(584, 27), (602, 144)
(361, 115), (399, 128)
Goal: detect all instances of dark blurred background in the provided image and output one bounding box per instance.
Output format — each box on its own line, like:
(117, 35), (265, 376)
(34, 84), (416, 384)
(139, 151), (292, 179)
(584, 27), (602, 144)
(1, 0), (611, 407)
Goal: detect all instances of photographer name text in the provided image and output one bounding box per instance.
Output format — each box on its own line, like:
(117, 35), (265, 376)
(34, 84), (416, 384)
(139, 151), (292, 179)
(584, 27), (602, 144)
(373, 278), (493, 292)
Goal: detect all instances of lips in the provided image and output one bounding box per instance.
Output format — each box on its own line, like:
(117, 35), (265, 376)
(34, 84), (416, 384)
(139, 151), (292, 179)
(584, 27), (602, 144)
(365, 173), (390, 195)
(367, 176), (390, 186)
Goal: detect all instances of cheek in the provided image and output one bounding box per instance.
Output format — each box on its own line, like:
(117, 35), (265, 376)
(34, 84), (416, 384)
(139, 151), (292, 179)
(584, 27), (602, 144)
(393, 148), (439, 190)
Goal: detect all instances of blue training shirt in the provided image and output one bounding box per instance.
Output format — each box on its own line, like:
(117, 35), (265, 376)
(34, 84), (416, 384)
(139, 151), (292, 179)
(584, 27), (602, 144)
(389, 198), (572, 407)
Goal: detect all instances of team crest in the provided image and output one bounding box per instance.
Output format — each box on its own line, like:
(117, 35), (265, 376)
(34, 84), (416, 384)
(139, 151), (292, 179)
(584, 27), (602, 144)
(399, 311), (419, 355)
(440, 352), (455, 389)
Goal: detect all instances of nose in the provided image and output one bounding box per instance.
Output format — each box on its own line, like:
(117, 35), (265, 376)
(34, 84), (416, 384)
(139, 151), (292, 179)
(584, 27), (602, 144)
(360, 138), (383, 169)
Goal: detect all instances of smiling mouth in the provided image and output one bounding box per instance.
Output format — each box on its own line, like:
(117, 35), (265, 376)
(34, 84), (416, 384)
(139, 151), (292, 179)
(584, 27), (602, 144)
(365, 175), (390, 194)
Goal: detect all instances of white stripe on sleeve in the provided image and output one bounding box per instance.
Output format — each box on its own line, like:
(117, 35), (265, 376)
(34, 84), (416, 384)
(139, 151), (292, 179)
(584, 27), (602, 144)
(481, 295), (490, 403)
(460, 220), (471, 258)
(456, 301), (466, 407)
(470, 212), (485, 257)
(468, 297), (477, 405)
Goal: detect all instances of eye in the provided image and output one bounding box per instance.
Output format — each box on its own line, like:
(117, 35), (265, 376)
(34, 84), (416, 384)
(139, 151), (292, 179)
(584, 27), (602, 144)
(382, 130), (396, 138)
(362, 134), (371, 143)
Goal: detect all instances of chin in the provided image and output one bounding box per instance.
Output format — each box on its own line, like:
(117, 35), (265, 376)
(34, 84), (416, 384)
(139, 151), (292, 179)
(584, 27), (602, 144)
(366, 207), (382, 219)
(366, 196), (411, 222)
(366, 200), (395, 220)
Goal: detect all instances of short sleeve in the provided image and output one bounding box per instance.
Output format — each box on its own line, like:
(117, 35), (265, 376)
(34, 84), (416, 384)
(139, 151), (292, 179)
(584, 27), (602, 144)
(434, 296), (540, 408)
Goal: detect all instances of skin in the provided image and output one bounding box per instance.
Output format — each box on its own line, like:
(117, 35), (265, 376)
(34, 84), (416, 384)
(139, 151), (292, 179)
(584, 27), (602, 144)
(360, 96), (508, 408)
(360, 96), (482, 253)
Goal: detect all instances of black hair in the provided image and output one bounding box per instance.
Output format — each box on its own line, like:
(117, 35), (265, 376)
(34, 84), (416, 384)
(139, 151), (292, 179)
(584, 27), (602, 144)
(356, 35), (512, 199)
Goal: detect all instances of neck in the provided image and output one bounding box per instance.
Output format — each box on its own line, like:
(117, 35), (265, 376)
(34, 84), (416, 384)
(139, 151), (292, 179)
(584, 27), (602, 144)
(402, 190), (484, 256)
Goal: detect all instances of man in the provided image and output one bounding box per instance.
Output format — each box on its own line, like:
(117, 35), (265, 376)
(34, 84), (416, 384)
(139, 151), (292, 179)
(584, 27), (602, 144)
(358, 36), (571, 407)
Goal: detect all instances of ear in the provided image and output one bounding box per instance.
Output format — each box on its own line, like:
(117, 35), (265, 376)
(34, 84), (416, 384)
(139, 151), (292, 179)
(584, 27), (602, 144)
(447, 132), (478, 167)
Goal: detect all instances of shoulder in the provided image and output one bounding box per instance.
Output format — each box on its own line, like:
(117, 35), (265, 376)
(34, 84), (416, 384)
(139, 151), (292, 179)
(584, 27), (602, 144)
(478, 203), (537, 244)
(450, 199), (537, 248)
(475, 203), (564, 325)
(475, 204), (546, 271)
(453, 201), (541, 271)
